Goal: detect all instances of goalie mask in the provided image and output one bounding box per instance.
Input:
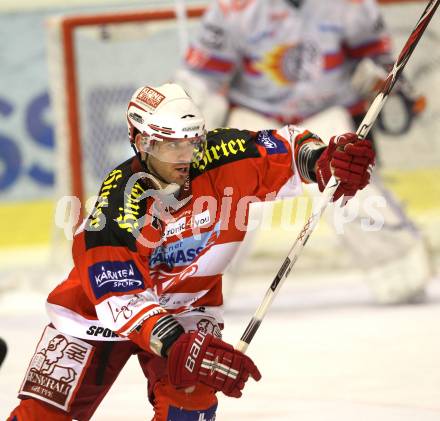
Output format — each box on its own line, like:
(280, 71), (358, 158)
(127, 83), (206, 164)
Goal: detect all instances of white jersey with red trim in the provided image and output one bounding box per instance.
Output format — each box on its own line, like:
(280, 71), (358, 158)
(181, 0), (391, 121)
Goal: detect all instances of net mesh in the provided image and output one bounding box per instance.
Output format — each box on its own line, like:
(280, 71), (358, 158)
(73, 18), (200, 199)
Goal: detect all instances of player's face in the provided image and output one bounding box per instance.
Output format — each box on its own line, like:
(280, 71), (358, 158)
(145, 137), (205, 185)
(148, 154), (189, 186)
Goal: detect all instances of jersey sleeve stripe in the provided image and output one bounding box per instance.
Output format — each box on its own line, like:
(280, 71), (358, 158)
(323, 50), (345, 70)
(185, 47), (235, 74)
(344, 37), (391, 59)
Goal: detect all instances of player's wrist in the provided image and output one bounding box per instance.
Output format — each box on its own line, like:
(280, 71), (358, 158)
(293, 129), (326, 183)
(127, 313), (184, 357)
(306, 145), (326, 183)
(150, 314), (185, 357)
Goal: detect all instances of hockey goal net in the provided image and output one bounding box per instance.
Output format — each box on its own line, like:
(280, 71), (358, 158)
(46, 1), (440, 296)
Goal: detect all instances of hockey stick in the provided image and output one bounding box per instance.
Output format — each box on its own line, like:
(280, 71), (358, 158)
(236, 0), (440, 353)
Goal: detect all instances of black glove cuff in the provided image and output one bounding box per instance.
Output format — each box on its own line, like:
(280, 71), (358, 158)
(150, 314), (185, 357)
(298, 143), (326, 183)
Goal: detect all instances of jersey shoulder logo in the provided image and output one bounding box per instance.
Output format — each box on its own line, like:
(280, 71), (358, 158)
(255, 130), (288, 155)
(191, 128), (260, 175)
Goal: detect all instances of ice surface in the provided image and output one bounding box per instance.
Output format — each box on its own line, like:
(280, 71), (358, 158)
(1, 276), (440, 420)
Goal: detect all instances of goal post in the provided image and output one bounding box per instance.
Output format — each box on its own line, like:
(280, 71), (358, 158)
(47, 6), (206, 208)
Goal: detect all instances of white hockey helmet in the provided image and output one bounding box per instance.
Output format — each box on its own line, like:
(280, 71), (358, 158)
(127, 83), (206, 164)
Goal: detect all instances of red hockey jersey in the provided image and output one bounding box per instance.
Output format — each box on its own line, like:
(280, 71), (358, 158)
(46, 126), (318, 346)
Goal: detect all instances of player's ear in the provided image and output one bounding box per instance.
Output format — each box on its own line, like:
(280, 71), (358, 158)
(135, 133), (147, 153)
(134, 133), (142, 151)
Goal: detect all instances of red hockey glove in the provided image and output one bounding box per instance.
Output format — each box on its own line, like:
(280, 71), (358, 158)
(167, 331), (261, 398)
(315, 133), (375, 201)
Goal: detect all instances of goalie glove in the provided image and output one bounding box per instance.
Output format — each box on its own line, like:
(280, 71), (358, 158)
(315, 133), (375, 202)
(352, 58), (426, 135)
(167, 331), (261, 398)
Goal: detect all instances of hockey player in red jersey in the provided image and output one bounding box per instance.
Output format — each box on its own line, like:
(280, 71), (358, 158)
(8, 83), (374, 421)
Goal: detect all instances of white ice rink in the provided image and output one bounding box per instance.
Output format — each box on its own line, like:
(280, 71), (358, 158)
(1, 274), (440, 421)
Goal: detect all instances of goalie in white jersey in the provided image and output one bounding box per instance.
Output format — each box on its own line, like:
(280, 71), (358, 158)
(176, 0), (432, 303)
(177, 0), (424, 130)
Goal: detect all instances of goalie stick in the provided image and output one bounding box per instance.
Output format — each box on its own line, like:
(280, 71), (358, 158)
(236, 0), (440, 353)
